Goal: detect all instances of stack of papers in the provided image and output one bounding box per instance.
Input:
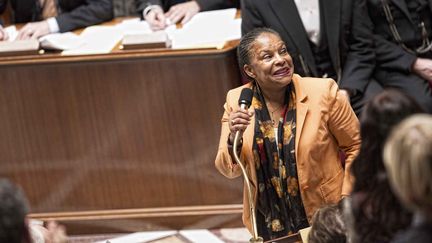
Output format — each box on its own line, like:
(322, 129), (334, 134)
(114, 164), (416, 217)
(169, 8), (241, 49)
(95, 231), (177, 243)
(62, 26), (123, 55)
(95, 229), (250, 243)
(1, 8), (241, 55)
(4, 25), (18, 41)
(39, 32), (84, 50)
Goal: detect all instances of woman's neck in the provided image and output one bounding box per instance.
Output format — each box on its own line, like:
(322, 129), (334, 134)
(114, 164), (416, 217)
(262, 87), (286, 105)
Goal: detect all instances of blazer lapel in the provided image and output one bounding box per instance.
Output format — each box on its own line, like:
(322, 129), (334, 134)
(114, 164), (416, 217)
(321, 0), (341, 74)
(269, 0), (318, 76)
(391, 0), (415, 25)
(293, 76), (308, 157)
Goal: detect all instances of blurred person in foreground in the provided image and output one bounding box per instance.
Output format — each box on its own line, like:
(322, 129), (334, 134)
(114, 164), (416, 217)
(308, 203), (347, 243)
(384, 114), (432, 243)
(0, 0), (113, 41)
(349, 89), (424, 242)
(215, 27), (360, 241)
(0, 178), (67, 243)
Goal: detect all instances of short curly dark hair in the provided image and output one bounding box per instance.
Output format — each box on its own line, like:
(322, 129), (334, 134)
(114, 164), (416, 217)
(0, 178), (31, 243)
(308, 203), (346, 243)
(237, 27), (282, 79)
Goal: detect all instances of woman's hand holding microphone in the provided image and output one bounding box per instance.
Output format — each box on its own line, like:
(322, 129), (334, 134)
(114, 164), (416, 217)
(228, 108), (254, 144)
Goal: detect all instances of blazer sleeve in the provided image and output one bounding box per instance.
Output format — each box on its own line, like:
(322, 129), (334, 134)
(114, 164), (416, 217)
(215, 90), (243, 179)
(373, 33), (417, 73)
(327, 80), (361, 197)
(340, 0), (375, 96)
(195, 0), (234, 11)
(241, 0), (264, 35)
(55, 0), (113, 32)
(135, 0), (162, 15)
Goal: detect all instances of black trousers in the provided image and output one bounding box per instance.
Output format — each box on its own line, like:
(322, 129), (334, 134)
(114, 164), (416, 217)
(351, 73), (432, 116)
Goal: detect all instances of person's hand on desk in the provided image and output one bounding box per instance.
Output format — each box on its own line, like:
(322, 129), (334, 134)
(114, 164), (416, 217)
(165, 1), (200, 25)
(145, 6), (168, 31)
(0, 26), (9, 41)
(31, 220), (67, 243)
(17, 20), (50, 40)
(45, 221), (67, 243)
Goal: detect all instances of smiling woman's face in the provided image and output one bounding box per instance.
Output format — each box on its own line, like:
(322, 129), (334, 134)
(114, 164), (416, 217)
(244, 32), (294, 92)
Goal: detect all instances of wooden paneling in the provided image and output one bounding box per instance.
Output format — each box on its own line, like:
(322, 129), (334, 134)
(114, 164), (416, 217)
(29, 205), (243, 234)
(0, 48), (244, 233)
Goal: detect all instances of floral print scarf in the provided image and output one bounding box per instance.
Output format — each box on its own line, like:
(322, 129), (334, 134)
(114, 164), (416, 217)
(251, 82), (309, 240)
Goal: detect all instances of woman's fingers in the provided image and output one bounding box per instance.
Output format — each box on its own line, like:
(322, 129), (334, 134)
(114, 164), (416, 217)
(229, 108), (254, 134)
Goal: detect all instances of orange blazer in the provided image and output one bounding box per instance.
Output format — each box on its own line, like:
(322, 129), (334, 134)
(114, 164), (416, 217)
(215, 74), (360, 232)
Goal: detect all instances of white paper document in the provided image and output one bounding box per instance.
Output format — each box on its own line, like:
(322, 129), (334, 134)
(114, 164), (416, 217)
(115, 19), (153, 36)
(182, 8), (237, 29)
(4, 25), (18, 41)
(39, 32), (85, 50)
(169, 8), (241, 49)
(95, 230), (177, 243)
(62, 26), (123, 55)
(219, 228), (251, 242)
(179, 229), (225, 243)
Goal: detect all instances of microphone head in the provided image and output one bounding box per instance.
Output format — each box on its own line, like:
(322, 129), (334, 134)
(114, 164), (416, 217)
(238, 88), (253, 107)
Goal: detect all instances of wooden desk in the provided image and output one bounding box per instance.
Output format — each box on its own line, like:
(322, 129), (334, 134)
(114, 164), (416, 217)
(0, 24), (243, 234)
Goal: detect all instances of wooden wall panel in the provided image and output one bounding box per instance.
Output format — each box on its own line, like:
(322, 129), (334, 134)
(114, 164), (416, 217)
(0, 50), (244, 233)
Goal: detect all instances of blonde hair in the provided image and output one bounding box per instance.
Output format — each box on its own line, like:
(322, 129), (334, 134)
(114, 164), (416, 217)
(383, 114), (432, 211)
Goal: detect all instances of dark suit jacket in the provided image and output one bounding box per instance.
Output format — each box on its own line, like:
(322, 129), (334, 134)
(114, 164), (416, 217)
(366, 0), (432, 73)
(1, 0), (113, 32)
(365, 0), (432, 112)
(0, 1), (6, 15)
(135, 0), (236, 14)
(241, 0), (375, 95)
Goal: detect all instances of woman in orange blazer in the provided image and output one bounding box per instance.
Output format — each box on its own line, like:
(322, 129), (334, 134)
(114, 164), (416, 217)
(215, 28), (360, 241)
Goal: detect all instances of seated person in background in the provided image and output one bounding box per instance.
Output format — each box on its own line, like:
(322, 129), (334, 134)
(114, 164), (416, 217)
(384, 114), (432, 243)
(308, 203), (347, 243)
(136, 0), (237, 30)
(241, 0), (376, 116)
(215, 27), (360, 241)
(0, 178), (67, 243)
(0, 0), (113, 41)
(349, 89), (424, 242)
(365, 0), (432, 112)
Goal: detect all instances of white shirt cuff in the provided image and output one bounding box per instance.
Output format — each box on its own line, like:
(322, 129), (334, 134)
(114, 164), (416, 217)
(143, 5), (162, 17)
(47, 17), (60, 33)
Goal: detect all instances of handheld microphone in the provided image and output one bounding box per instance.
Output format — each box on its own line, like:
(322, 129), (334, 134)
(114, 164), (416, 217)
(234, 88), (253, 143)
(232, 88), (263, 242)
(238, 88), (253, 110)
